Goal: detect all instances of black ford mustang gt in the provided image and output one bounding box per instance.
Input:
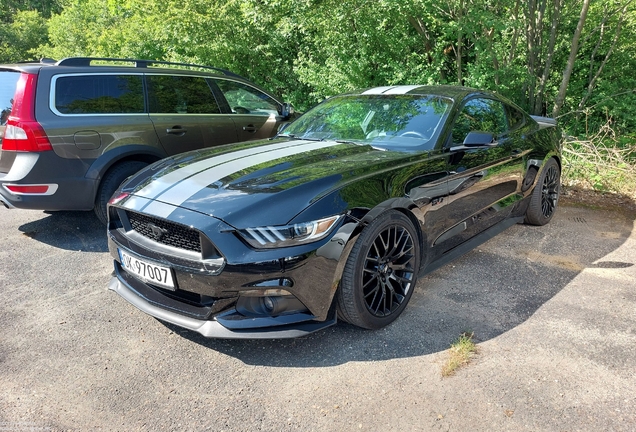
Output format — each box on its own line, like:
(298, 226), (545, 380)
(107, 85), (562, 339)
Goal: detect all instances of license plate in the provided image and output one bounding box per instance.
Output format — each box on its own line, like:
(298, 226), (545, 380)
(118, 249), (175, 290)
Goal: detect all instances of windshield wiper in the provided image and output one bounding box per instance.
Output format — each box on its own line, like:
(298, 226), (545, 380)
(275, 133), (324, 142)
(273, 133), (300, 140)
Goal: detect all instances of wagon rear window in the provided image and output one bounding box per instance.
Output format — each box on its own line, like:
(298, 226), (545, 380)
(54, 75), (144, 114)
(0, 71), (20, 125)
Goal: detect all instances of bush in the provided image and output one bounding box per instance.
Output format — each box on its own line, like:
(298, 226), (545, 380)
(562, 123), (636, 198)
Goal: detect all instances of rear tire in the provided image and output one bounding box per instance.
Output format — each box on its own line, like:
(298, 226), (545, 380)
(525, 158), (560, 226)
(336, 210), (420, 330)
(94, 161), (148, 225)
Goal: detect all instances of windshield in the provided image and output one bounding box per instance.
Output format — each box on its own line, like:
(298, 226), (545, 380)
(283, 94), (452, 150)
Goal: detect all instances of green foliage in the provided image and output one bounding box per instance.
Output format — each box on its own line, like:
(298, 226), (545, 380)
(0, 10), (48, 63)
(2, 0), (636, 142)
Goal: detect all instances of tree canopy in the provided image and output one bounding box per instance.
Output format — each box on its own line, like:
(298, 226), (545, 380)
(2, 0), (636, 137)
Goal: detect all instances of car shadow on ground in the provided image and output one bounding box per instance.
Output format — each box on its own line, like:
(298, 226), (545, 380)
(168, 202), (635, 366)
(18, 211), (108, 252)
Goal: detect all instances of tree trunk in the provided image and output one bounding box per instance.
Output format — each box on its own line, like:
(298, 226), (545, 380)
(577, 10), (626, 112)
(505, 0), (521, 67)
(525, 0), (537, 113)
(457, 2), (463, 85)
(486, 28), (500, 86)
(408, 16), (434, 65)
(534, 0), (562, 115)
(552, 0), (591, 118)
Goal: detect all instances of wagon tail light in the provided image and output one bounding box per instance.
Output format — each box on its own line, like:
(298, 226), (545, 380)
(1, 73), (52, 152)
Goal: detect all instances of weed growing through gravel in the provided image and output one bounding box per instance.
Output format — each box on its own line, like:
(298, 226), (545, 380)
(441, 332), (478, 377)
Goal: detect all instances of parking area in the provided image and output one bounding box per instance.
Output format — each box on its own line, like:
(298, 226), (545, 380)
(1, 202), (635, 431)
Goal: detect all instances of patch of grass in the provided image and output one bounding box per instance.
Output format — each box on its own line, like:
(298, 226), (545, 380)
(441, 332), (478, 377)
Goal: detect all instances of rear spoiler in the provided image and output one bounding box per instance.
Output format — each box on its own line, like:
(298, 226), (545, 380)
(530, 115), (557, 129)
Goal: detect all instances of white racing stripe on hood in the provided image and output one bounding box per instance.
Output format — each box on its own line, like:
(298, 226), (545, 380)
(137, 199), (181, 219)
(120, 195), (154, 213)
(136, 140), (342, 218)
(134, 140), (307, 200)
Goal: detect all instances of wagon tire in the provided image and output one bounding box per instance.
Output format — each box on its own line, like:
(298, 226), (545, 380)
(94, 161), (148, 225)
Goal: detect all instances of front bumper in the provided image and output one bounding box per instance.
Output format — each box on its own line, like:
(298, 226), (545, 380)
(108, 275), (336, 339)
(106, 206), (360, 338)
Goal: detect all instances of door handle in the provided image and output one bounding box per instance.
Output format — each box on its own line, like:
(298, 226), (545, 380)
(243, 125), (258, 133)
(166, 126), (187, 135)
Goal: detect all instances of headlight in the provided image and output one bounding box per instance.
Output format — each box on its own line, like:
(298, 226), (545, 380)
(237, 215), (342, 249)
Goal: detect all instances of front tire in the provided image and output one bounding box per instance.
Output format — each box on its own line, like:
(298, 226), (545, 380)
(525, 157), (560, 226)
(94, 161), (148, 225)
(337, 210), (420, 330)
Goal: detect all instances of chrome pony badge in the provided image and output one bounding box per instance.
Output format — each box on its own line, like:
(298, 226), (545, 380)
(146, 223), (168, 241)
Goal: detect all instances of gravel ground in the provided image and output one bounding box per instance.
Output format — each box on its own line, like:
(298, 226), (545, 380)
(0, 202), (634, 431)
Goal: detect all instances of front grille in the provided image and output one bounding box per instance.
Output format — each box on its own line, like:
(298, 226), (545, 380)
(126, 211), (202, 253)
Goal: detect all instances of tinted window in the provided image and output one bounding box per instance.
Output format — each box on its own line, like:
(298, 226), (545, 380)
(0, 71), (20, 125)
(506, 104), (525, 130)
(452, 98), (507, 143)
(55, 75), (144, 114)
(283, 95), (451, 149)
(148, 75), (220, 114)
(216, 79), (279, 115)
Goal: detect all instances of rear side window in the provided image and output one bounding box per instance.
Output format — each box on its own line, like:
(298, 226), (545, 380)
(0, 71), (20, 125)
(506, 104), (525, 130)
(54, 75), (144, 114)
(147, 75), (220, 114)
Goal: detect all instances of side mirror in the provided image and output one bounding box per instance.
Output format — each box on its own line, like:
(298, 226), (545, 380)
(463, 131), (495, 146)
(280, 102), (295, 120)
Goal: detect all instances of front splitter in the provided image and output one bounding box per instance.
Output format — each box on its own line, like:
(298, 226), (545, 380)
(108, 276), (337, 339)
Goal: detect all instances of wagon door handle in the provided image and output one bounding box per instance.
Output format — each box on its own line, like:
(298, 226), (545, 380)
(166, 126), (187, 135)
(243, 124), (258, 133)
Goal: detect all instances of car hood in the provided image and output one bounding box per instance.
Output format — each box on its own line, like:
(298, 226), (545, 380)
(119, 138), (421, 227)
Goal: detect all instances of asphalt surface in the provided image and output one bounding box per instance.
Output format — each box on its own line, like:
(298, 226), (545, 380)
(0, 202), (634, 431)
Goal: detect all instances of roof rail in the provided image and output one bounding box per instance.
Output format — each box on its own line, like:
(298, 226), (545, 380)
(55, 57), (245, 79)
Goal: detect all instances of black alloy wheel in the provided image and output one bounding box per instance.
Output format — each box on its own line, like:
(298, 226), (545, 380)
(337, 210), (420, 329)
(540, 164), (559, 218)
(525, 157), (560, 226)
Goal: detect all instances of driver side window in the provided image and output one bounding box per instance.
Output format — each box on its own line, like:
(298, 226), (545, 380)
(216, 79), (280, 116)
(452, 98), (507, 144)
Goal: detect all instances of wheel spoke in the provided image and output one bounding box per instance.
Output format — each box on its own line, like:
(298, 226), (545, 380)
(362, 273), (378, 290)
(390, 262), (412, 271)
